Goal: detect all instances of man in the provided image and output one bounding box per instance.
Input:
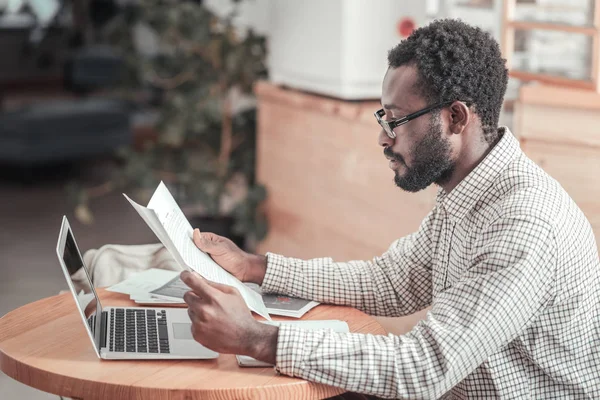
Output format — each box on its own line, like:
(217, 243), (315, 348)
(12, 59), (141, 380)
(180, 19), (600, 399)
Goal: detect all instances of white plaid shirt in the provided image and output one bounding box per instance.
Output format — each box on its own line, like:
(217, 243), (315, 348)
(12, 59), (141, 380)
(261, 128), (600, 399)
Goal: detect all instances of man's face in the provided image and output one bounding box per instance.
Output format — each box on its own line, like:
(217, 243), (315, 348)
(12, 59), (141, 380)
(379, 66), (456, 192)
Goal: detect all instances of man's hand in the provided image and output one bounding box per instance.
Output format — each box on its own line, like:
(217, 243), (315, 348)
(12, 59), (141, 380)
(192, 229), (267, 285)
(181, 270), (278, 363)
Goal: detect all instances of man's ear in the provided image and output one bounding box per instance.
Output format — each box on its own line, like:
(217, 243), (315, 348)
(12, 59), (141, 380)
(448, 101), (470, 135)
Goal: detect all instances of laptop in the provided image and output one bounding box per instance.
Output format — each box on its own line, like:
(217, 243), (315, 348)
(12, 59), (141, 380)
(55, 216), (219, 360)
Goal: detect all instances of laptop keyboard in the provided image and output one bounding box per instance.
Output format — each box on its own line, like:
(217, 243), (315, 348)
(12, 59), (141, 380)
(107, 308), (170, 354)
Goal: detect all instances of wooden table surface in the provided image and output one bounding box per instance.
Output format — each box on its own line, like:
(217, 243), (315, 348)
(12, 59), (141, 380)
(0, 289), (385, 399)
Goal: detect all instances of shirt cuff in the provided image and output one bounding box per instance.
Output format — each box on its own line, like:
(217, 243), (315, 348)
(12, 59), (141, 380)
(274, 324), (309, 377)
(262, 252), (291, 294)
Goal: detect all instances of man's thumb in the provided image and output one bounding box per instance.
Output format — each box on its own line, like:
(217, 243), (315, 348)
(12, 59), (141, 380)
(193, 229), (211, 250)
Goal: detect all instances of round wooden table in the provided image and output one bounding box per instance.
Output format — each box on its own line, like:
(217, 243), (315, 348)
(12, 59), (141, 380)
(0, 289), (385, 399)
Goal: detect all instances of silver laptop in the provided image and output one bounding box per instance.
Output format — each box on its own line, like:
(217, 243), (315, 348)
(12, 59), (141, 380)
(56, 216), (219, 360)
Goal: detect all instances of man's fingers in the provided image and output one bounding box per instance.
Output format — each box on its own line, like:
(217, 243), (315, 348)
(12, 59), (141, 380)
(192, 229), (208, 250)
(181, 270), (235, 295)
(203, 279), (236, 293)
(181, 270), (217, 297)
(193, 229), (221, 250)
(183, 290), (202, 306)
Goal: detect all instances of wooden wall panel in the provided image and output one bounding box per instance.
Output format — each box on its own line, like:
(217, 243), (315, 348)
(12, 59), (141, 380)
(516, 84), (600, 252)
(522, 140), (600, 248)
(517, 103), (600, 148)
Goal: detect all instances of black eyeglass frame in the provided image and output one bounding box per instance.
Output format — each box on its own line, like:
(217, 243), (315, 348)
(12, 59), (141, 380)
(375, 100), (459, 139)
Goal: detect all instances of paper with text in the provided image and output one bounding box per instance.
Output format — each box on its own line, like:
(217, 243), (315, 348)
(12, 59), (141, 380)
(124, 182), (271, 320)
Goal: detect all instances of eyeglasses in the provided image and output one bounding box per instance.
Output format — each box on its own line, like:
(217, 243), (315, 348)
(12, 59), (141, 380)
(374, 100), (455, 139)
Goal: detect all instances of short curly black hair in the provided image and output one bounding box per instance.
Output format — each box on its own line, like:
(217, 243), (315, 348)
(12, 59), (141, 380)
(388, 19), (508, 144)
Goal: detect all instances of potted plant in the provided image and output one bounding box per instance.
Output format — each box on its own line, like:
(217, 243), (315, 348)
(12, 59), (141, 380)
(71, 0), (268, 249)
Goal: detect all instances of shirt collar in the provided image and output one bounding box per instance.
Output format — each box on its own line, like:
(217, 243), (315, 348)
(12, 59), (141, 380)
(436, 127), (520, 223)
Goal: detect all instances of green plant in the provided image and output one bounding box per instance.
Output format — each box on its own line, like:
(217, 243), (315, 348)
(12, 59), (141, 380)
(72, 0), (268, 246)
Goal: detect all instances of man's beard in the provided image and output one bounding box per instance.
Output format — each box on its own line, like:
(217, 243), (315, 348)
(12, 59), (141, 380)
(384, 113), (455, 193)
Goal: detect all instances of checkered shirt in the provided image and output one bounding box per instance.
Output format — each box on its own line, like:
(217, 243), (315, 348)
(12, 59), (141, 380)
(261, 128), (600, 399)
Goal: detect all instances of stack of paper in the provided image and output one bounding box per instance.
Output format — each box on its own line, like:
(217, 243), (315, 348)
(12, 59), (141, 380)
(106, 268), (185, 305)
(148, 276), (320, 318)
(107, 269), (320, 318)
(123, 182), (271, 320)
(119, 182), (321, 319)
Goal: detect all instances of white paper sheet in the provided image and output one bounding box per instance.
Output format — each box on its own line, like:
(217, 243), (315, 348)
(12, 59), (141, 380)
(107, 268), (180, 296)
(132, 293), (185, 305)
(130, 293), (183, 303)
(124, 182), (271, 320)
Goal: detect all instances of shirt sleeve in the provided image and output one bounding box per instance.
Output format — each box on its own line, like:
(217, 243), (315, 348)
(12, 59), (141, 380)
(261, 209), (437, 317)
(275, 216), (557, 399)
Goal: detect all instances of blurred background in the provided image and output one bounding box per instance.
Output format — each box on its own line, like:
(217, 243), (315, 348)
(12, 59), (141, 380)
(0, 0), (598, 397)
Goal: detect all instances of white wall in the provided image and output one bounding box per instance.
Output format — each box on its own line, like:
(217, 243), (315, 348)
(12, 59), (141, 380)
(203, 0), (271, 35)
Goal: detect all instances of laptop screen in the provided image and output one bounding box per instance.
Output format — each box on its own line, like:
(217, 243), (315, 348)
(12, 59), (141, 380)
(57, 217), (103, 353)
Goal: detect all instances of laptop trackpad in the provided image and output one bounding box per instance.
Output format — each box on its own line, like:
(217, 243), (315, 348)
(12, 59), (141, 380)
(172, 323), (194, 340)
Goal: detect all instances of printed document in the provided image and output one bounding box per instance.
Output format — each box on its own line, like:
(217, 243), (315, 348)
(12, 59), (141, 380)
(149, 277), (319, 318)
(124, 182), (271, 320)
